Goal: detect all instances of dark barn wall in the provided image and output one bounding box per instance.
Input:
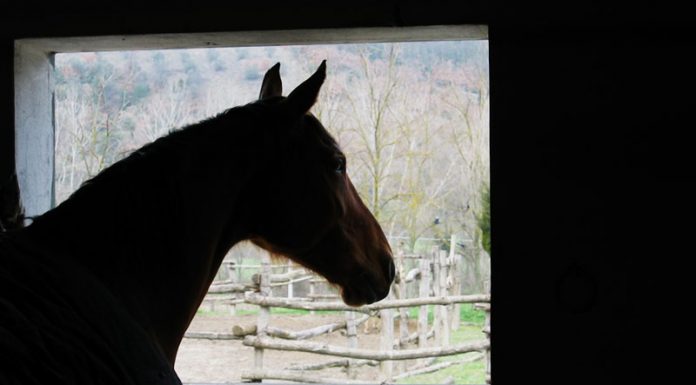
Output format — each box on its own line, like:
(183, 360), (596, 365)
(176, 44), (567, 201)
(1, 1), (693, 384)
(491, 25), (693, 384)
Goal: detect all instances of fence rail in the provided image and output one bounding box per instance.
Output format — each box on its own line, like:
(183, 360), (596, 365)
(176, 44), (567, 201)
(194, 234), (491, 384)
(242, 335), (489, 361)
(244, 293), (490, 312)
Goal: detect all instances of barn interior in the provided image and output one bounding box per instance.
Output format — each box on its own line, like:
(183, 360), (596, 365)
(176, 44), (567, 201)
(1, 1), (693, 384)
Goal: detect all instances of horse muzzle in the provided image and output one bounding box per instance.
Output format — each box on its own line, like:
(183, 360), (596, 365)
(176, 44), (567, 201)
(340, 258), (395, 306)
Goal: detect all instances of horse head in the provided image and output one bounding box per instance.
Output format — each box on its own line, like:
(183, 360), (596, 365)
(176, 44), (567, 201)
(244, 62), (395, 306)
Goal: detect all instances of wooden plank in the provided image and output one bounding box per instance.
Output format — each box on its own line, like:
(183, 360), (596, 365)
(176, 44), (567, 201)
(265, 319), (349, 340)
(208, 282), (257, 293)
(242, 336), (489, 361)
(252, 268), (308, 285)
(307, 293), (340, 299)
(184, 331), (241, 340)
(241, 369), (369, 384)
(285, 358), (377, 371)
(233, 315), (370, 340)
(244, 293), (490, 312)
(232, 324), (257, 337)
(271, 274), (313, 288)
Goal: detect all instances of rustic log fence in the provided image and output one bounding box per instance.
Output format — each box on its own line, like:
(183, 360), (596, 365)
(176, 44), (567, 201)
(186, 236), (491, 384)
(239, 293), (489, 383)
(198, 259), (313, 314)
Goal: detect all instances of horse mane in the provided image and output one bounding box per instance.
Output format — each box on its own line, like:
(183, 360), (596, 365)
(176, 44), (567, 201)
(66, 97), (296, 202)
(74, 107), (242, 196)
(45, 104), (262, 224)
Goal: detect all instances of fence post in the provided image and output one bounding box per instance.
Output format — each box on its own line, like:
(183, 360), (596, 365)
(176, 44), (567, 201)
(224, 261), (235, 283)
(309, 277), (316, 315)
(390, 249), (407, 375)
(396, 249), (410, 341)
(345, 311), (358, 379)
(438, 250), (450, 347)
(252, 254), (271, 382)
(418, 255), (431, 366)
(483, 304), (491, 384)
(431, 247), (441, 346)
(449, 235), (462, 331)
(226, 261), (238, 316)
(236, 254), (243, 282)
(287, 263), (294, 299)
(379, 289), (394, 382)
(432, 247), (451, 346)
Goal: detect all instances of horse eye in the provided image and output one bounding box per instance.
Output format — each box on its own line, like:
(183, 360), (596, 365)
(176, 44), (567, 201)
(334, 158), (346, 174)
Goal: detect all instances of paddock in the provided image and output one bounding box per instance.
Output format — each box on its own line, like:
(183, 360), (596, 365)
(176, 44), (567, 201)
(179, 238), (491, 384)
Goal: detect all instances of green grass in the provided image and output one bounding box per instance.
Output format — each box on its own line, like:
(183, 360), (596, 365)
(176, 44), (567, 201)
(395, 324), (487, 384)
(400, 305), (487, 384)
(408, 304), (486, 326)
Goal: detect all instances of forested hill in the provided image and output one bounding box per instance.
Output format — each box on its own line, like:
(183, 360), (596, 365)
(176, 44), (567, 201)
(54, 40), (489, 251)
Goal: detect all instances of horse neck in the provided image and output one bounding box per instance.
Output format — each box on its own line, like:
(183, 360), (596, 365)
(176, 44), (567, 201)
(20, 119), (257, 363)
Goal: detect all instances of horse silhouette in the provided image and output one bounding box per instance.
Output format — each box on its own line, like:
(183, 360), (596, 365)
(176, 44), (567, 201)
(0, 61), (395, 385)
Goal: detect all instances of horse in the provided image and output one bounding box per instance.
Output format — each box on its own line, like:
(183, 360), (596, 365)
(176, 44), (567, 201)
(0, 61), (395, 385)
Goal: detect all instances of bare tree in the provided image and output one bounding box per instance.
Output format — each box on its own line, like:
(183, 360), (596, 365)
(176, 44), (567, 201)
(54, 44), (490, 258)
(342, 45), (403, 223)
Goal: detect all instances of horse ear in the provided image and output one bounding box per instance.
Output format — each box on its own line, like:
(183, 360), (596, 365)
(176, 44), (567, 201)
(259, 62), (282, 100)
(286, 60), (326, 114)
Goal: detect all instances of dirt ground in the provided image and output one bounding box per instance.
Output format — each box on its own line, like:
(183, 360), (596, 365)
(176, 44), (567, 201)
(175, 310), (391, 384)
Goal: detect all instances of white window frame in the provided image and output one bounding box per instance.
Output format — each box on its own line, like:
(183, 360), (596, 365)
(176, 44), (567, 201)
(14, 25), (487, 218)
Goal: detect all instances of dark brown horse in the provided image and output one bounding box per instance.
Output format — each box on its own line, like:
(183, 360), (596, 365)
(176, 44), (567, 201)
(0, 62), (394, 385)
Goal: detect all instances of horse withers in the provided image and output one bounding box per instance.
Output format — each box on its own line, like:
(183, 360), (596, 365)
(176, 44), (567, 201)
(0, 61), (394, 385)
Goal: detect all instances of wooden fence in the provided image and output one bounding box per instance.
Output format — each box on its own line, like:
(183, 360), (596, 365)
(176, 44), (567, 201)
(187, 236), (491, 384)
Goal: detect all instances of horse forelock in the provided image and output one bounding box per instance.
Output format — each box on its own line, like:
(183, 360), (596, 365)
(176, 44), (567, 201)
(303, 113), (341, 153)
(65, 106), (255, 196)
